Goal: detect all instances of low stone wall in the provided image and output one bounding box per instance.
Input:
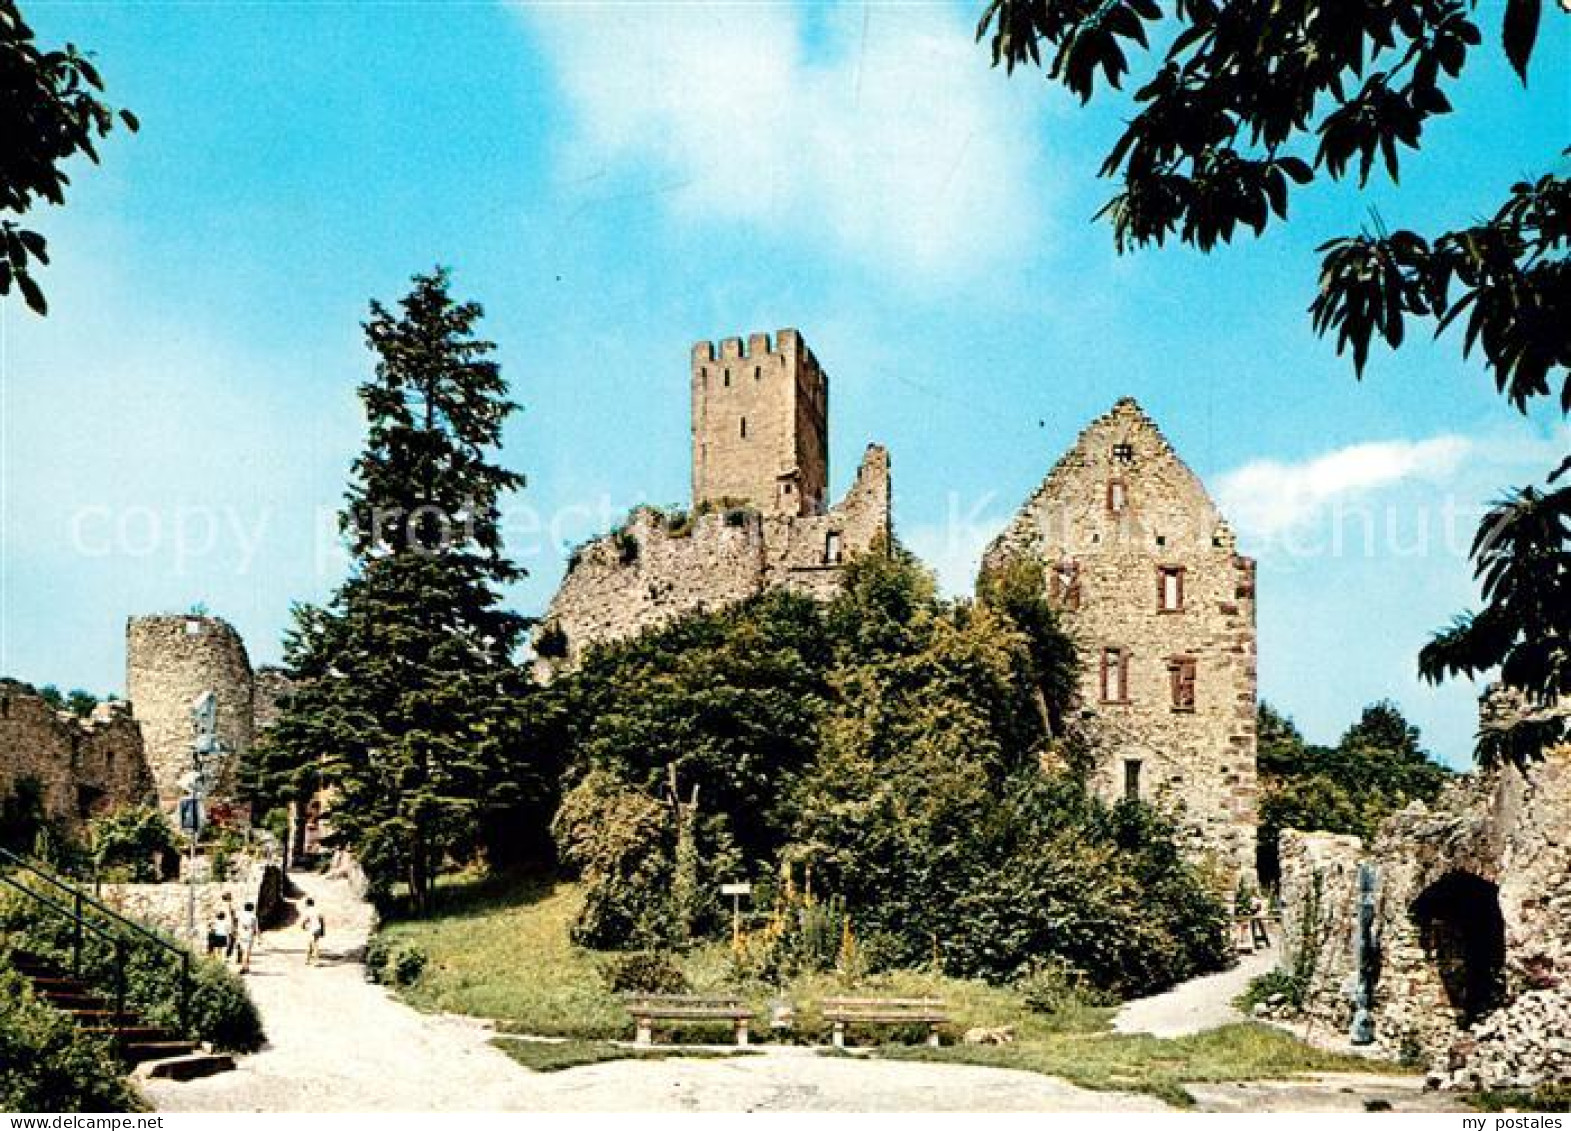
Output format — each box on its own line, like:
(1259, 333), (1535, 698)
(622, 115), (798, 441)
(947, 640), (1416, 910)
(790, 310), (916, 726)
(98, 855), (284, 943)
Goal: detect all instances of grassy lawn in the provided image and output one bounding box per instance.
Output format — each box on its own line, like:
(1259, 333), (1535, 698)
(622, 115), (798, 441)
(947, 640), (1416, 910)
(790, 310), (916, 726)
(877, 1023), (1403, 1108)
(490, 1037), (758, 1073)
(378, 872), (1407, 1104)
(376, 872), (1107, 1042)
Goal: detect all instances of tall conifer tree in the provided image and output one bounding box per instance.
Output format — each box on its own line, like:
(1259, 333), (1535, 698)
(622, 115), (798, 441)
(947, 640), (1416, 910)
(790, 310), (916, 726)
(259, 268), (529, 912)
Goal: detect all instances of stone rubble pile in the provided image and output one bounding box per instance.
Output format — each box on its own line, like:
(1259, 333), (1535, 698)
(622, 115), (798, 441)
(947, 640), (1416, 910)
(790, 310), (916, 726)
(1435, 989), (1571, 1091)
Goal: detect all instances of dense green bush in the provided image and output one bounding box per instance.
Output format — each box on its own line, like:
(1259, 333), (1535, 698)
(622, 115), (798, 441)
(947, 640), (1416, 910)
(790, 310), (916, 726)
(601, 951), (689, 994)
(0, 886), (263, 1052)
(541, 544), (1231, 997)
(88, 805), (178, 882)
(0, 961), (141, 1112)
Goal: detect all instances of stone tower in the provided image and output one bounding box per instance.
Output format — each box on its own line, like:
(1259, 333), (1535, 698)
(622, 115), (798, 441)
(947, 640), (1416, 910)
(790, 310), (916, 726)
(981, 398), (1258, 880)
(691, 329), (828, 517)
(126, 615), (255, 809)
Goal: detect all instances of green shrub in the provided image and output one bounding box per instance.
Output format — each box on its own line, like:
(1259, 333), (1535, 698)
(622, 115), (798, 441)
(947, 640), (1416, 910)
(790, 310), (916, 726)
(89, 806), (177, 882)
(1016, 958), (1116, 1014)
(0, 961), (142, 1112)
(364, 934), (392, 982)
(391, 945), (428, 986)
(602, 951), (689, 994)
(1238, 967), (1306, 1013)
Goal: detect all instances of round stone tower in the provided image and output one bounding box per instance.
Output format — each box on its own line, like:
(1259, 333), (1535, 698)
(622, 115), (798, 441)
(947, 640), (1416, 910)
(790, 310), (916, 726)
(126, 614), (255, 809)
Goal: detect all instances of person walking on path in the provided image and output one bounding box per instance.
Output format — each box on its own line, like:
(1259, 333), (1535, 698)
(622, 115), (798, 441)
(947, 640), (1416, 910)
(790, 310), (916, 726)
(205, 908), (231, 958)
(236, 901), (260, 974)
(300, 898), (326, 966)
(220, 893), (237, 961)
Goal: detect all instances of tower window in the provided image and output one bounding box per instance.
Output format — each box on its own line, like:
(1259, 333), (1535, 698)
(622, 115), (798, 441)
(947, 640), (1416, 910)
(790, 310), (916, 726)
(740, 417), (747, 439)
(724, 368), (731, 387)
(1168, 656), (1197, 712)
(825, 531), (843, 564)
(1113, 442), (1135, 464)
(1107, 479), (1127, 513)
(754, 366), (761, 380)
(1158, 566), (1185, 612)
(1123, 759), (1143, 801)
(1100, 647), (1129, 703)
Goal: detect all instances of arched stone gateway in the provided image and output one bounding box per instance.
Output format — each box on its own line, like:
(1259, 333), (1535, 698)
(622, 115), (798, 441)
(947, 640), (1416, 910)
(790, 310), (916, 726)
(1411, 871), (1506, 1027)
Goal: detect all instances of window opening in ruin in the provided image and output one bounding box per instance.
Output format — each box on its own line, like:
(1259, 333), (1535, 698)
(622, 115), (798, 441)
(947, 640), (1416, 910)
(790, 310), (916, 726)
(1123, 759), (1142, 800)
(1100, 647), (1129, 703)
(740, 416), (747, 439)
(1107, 479), (1127, 513)
(0, 696), (7, 718)
(1159, 566), (1185, 611)
(1168, 656), (1196, 712)
(184, 619), (202, 635)
(825, 531), (843, 565)
(1113, 442), (1135, 464)
(1051, 560), (1082, 609)
(1412, 872), (1507, 1025)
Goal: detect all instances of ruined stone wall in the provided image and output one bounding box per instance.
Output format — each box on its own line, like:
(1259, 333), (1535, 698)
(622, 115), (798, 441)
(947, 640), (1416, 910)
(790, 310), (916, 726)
(250, 666), (294, 734)
(1279, 741), (1571, 1077)
(126, 615), (255, 809)
(763, 444), (891, 599)
(0, 681), (155, 830)
(981, 398), (1258, 879)
(538, 445), (892, 674)
(537, 507), (770, 672)
(692, 330), (828, 517)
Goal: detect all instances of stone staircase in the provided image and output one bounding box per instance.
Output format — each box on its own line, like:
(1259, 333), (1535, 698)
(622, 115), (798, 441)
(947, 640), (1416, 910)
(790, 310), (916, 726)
(10, 951), (234, 1081)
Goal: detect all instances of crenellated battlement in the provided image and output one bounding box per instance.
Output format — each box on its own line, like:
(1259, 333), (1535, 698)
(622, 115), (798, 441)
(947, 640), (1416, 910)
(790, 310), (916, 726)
(691, 328), (811, 367)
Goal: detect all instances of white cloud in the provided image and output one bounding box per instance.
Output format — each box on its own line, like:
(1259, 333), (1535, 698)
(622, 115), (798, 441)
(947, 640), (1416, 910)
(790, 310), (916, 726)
(520, 2), (1049, 281)
(1216, 435), (1474, 541)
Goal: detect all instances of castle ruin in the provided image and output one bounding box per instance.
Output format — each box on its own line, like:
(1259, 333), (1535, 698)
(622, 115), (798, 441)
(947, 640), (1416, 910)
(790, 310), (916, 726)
(982, 398), (1259, 880)
(1, 614), (287, 831)
(536, 330), (891, 671)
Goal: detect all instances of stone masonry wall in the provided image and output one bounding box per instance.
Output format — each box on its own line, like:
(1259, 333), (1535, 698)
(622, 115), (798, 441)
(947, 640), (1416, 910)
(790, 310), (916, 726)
(126, 615), (255, 810)
(538, 445), (891, 674)
(1279, 741), (1571, 1075)
(981, 398), (1258, 880)
(692, 329), (829, 518)
(0, 681), (155, 830)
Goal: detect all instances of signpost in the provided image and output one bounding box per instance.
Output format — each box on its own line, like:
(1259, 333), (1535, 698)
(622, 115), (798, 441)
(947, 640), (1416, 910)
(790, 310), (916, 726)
(721, 882), (752, 951)
(183, 690), (225, 942)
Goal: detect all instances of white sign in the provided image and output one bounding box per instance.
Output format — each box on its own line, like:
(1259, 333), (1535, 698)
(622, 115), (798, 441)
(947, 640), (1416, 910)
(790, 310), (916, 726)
(720, 883), (752, 896)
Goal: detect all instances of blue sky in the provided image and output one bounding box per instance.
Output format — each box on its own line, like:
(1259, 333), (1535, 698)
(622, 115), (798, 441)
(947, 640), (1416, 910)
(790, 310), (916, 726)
(2, 1), (1567, 767)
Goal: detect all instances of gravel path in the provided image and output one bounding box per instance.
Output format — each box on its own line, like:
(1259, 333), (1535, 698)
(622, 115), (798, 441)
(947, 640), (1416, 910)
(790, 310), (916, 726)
(1112, 944), (1281, 1038)
(141, 872), (1166, 1113)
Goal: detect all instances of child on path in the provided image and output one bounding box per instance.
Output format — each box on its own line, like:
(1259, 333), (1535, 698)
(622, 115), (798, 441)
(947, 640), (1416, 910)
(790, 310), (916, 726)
(235, 901), (259, 974)
(204, 909), (230, 957)
(300, 898), (326, 966)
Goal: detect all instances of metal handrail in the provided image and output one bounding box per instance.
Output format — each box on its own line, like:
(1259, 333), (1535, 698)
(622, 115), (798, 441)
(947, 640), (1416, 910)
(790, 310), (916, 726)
(0, 846), (185, 959)
(0, 847), (192, 1032)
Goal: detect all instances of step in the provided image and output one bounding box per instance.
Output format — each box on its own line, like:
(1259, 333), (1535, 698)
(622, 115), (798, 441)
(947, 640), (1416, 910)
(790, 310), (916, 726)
(63, 1008), (139, 1024)
(122, 1040), (199, 1065)
(135, 1053), (235, 1082)
(82, 1025), (178, 1041)
(41, 992), (109, 1010)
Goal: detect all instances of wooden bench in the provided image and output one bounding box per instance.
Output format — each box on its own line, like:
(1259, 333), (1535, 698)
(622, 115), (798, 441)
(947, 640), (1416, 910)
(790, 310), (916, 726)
(820, 997), (949, 1048)
(622, 993), (755, 1047)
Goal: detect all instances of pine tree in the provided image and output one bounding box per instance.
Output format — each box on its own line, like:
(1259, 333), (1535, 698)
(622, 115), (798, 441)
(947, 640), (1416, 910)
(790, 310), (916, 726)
(258, 268), (530, 913)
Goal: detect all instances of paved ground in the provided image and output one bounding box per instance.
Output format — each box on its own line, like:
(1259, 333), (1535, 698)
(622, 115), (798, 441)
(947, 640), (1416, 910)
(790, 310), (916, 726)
(144, 874), (1449, 1112)
(1112, 943), (1280, 1038)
